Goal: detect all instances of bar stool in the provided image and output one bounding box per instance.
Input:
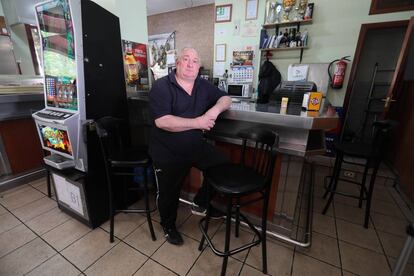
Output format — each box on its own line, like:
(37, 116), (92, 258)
(96, 116), (156, 242)
(198, 127), (279, 276)
(322, 120), (394, 228)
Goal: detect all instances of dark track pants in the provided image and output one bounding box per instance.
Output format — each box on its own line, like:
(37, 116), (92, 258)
(153, 143), (229, 229)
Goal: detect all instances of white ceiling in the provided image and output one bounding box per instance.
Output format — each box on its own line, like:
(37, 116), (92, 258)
(146, 0), (214, 16)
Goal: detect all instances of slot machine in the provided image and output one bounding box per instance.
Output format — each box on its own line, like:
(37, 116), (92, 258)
(32, 0), (128, 227)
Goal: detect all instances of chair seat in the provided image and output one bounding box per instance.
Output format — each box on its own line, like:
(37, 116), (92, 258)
(206, 164), (266, 195)
(334, 141), (379, 159)
(110, 148), (149, 167)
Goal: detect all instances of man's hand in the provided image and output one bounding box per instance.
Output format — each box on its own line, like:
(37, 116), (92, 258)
(196, 115), (215, 131)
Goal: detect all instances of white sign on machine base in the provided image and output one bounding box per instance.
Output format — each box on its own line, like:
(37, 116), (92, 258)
(52, 173), (85, 216)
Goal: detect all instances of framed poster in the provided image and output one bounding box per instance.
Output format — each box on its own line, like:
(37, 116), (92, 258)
(369, 0), (414, 15)
(216, 4), (232, 23)
(216, 44), (226, 62)
(245, 0), (258, 20)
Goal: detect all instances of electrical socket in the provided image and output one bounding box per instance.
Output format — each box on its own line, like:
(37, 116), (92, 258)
(343, 171), (355, 178)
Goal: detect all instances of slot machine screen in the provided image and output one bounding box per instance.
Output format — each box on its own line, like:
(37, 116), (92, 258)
(36, 0), (77, 111)
(38, 124), (73, 158)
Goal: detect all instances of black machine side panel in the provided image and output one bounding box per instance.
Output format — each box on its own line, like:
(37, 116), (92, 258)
(81, 0), (128, 121)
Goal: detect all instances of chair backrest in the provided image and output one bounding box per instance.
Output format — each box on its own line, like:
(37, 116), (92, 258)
(95, 116), (128, 162)
(370, 120), (396, 157)
(237, 127), (279, 182)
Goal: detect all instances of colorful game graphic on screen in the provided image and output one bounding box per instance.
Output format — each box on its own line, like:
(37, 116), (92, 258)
(36, 0), (78, 110)
(39, 125), (73, 156)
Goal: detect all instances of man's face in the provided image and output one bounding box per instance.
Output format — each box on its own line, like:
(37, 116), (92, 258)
(176, 49), (200, 81)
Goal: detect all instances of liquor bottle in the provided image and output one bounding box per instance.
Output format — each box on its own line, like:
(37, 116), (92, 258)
(124, 43), (139, 86)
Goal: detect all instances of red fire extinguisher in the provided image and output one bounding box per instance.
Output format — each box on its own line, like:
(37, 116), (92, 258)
(328, 56), (351, 89)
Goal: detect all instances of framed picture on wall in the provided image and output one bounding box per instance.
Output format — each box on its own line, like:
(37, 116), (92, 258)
(245, 0), (258, 20)
(215, 44), (226, 61)
(369, 0), (414, 15)
(216, 4), (232, 23)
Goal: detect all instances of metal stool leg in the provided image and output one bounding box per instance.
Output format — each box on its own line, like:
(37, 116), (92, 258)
(358, 161), (369, 208)
(221, 198), (233, 276)
(261, 187), (270, 274)
(364, 160), (379, 228)
(143, 167), (156, 241)
(323, 152), (342, 199)
(323, 152), (343, 214)
(46, 170), (52, 198)
(235, 198), (240, 238)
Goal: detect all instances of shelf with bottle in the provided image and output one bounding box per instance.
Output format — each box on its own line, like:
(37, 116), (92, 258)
(262, 18), (312, 29)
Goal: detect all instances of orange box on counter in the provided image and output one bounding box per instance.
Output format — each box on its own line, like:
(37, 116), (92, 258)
(307, 92), (323, 111)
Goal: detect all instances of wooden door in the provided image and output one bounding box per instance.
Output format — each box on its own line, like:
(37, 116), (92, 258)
(387, 17), (414, 200)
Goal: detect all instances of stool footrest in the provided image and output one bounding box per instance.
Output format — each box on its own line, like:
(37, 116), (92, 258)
(115, 206), (157, 214)
(199, 212), (262, 257)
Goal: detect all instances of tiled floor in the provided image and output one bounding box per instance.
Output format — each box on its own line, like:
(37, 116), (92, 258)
(1, 165), (414, 275)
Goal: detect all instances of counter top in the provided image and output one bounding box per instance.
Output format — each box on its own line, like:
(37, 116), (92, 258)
(223, 101), (338, 130)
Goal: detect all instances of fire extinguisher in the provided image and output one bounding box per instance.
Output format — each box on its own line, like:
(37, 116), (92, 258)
(328, 56), (351, 89)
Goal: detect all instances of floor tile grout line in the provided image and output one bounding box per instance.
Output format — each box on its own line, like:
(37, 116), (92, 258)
(332, 200), (345, 276)
(0, 203), (84, 274)
(370, 213), (393, 272)
(13, 200), (59, 225)
(386, 176), (414, 222)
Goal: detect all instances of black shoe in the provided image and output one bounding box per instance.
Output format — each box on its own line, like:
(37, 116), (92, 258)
(163, 226), (184, 245)
(191, 203), (225, 219)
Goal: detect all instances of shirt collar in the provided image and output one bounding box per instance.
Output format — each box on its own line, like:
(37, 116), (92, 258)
(168, 70), (201, 89)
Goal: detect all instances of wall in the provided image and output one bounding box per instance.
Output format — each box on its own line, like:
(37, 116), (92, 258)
(214, 0), (414, 106)
(147, 4), (215, 71)
(92, 0), (148, 43)
(0, 1), (3, 15)
(10, 24), (35, 75)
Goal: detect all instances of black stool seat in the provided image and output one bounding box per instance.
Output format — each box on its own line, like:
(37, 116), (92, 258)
(206, 164), (266, 195)
(110, 149), (149, 167)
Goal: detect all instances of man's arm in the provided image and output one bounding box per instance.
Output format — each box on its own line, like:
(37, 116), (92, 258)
(155, 114), (215, 132)
(155, 96), (232, 132)
(204, 96), (232, 121)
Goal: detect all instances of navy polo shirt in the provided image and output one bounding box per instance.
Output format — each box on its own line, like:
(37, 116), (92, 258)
(149, 71), (227, 163)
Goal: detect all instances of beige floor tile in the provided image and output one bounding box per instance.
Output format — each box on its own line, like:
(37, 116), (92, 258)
(187, 247), (243, 276)
(26, 254), (80, 276)
(371, 212), (408, 237)
(210, 224), (255, 262)
(32, 182), (53, 196)
(12, 196), (57, 222)
(377, 231), (414, 264)
(61, 228), (119, 271)
(0, 212), (21, 234)
(124, 221), (165, 256)
(29, 177), (47, 187)
(336, 219), (382, 253)
(246, 238), (294, 276)
(371, 200), (405, 219)
(0, 184), (28, 195)
(0, 238), (56, 276)
(42, 218), (91, 251)
(297, 232), (340, 266)
(152, 234), (202, 275)
(26, 207), (70, 235)
(0, 186), (45, 210)
(239, 264), (266, 276)
(0, 204), (7, 215)
(342, 270), (358, 275)
(178, 214), (223, 241)
(340, 241), (390, 276)
(313, 195), (334, 217)
(372, 188), (394, 203)
(389, 256), (414, 276)
(334, 202), (368, 226)
(0, 224), (36, 258)
(85, 242), (147, 276)
(101, 212), (147, 239)
(133, 259), (176, 276)
(292, 253), (341, 276)
(312, 213), (337, 238)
